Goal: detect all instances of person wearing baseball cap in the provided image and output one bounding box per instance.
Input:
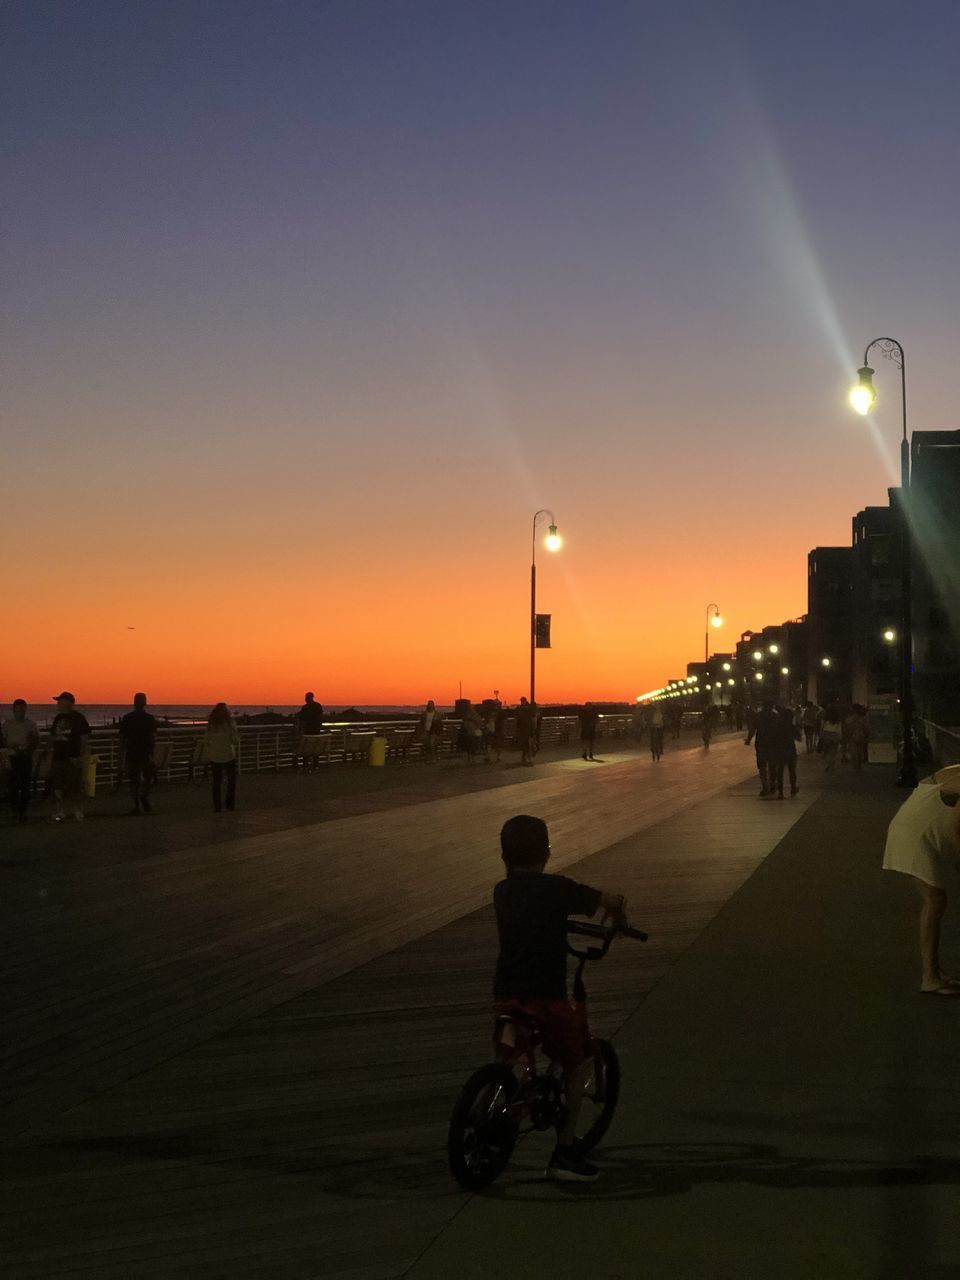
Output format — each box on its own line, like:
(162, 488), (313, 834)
(883, 766), (960, 995)
(49, 692), (91, 823)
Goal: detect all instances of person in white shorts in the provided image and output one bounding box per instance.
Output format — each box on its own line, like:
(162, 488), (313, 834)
(882, 765), (960, 995)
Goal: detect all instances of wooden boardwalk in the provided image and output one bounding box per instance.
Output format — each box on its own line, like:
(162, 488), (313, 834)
(0, 739), (820, 1277)
(3, 738), (754, 1135)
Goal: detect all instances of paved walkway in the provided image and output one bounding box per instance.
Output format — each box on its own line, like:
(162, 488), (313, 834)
(4, 748), (950, 1277)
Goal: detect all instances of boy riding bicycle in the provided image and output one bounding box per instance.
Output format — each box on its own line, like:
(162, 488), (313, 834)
(494, 814), (629, 1181)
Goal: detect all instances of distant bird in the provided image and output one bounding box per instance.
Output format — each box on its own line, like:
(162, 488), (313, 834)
(127, 626), (136, 630)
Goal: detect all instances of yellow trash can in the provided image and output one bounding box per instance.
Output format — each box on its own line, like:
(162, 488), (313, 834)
(369, 735), (387, 767)
(83, 754), (100, 798)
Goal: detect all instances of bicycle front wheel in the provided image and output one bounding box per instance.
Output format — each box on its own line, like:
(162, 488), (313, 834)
(575, 1038), (620, 1155)
(447, 1063), (519, 1190)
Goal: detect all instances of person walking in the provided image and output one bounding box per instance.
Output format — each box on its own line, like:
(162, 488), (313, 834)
(746, 700), (779, 797)
(701, 703), (717, 749)
(844, 703), (869, 770)
(2, 700), (40, 823)
(204, 702), (240, 812)
(649, 706), (664, 761)
(882, 766), (960, 995)
(119, 692), (157, 814)
(819, 705), (842, 772)
(48, 692), (91, 823)
(579, 702), (599, 761)
(669, 704), (683, 740)
(771, 704), (801, 798)
(801, 700), (821, 754)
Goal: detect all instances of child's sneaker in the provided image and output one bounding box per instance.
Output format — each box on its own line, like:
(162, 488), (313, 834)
(546, 1144), (600, 1182)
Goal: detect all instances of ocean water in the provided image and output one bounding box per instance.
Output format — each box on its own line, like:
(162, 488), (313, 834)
(29, 704), (447, 727)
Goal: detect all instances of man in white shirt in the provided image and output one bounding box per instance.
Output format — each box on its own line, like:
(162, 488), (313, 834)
(2, 700), (40, 823)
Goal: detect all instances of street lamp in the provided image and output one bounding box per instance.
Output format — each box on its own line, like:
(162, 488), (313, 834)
(883, 628), (896, 643)
(705, 603), (723, 662)
(849, 336), (916, 787)
(530, 510), (560, 705)
(821, 656), (832, 668)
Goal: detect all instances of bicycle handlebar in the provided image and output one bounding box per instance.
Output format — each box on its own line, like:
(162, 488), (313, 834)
(567, 920), (649, 943)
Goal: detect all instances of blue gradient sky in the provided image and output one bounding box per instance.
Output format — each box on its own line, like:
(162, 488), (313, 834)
(3, 1), (958, 702)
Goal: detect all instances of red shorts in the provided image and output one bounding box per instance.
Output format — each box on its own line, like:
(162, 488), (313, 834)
(494, 998), (592, 1069)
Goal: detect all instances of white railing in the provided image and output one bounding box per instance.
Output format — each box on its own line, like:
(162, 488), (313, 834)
(67, 712), (637, 791)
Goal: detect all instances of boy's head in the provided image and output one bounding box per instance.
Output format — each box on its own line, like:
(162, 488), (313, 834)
(500, 814), (550, 870)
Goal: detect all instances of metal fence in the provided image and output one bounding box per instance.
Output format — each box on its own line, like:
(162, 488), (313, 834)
(64, 712), (638, 792)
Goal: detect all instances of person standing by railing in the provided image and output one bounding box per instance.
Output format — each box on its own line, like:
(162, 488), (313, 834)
(204, 703), (239, 813)
(579, 703), (599, 762)
(296, 691), (325, 772)
(119, 692), (157, 815)
(49, 692), (91, 823)
(2, 700), (40, 823)
(418, 700), (444, 761)
(515, 697), (536, 766)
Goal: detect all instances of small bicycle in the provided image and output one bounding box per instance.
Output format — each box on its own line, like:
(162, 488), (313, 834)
(447, 918), (648, 1190)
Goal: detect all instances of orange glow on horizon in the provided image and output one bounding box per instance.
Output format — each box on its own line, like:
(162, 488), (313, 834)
(3, 513), (817, 708)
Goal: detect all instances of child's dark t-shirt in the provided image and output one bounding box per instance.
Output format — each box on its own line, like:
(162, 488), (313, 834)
(493, 870), (602, 1001)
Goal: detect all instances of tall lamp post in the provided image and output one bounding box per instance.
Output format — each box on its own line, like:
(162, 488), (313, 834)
(705, 603), (723, 663)
(849, 336), (917, 788)
(530, 510), (561, 705)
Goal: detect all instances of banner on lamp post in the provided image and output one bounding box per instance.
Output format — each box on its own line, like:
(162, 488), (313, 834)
(535, 613), (552, 649)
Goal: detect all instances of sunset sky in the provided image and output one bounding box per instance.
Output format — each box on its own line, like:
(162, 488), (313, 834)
(3, 1), (958, 705)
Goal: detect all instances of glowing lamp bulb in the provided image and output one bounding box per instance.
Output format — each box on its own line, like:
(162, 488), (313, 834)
(883, 629), (896, 642)
(781, 666), (789, 676)
(768, 643), (779, 655)
(722, 662), (731, 671)
(821, 656), (832, 668)
(849, 366), (876, 416)
(545, 524), (562, 552)
(752, 650), (763, 662)
(711, 614), (723, 629)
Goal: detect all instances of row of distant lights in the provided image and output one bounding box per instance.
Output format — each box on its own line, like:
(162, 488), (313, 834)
(638, 631), (896, 703)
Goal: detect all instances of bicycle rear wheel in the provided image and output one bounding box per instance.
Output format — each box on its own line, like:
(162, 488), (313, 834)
(447, 1063), (519, 1190)
(574, 1038), (620, 1155)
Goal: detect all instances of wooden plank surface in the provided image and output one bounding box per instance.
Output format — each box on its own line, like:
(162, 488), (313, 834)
(2, 739), (759, 1134)
(0, 769), (819, 1278)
